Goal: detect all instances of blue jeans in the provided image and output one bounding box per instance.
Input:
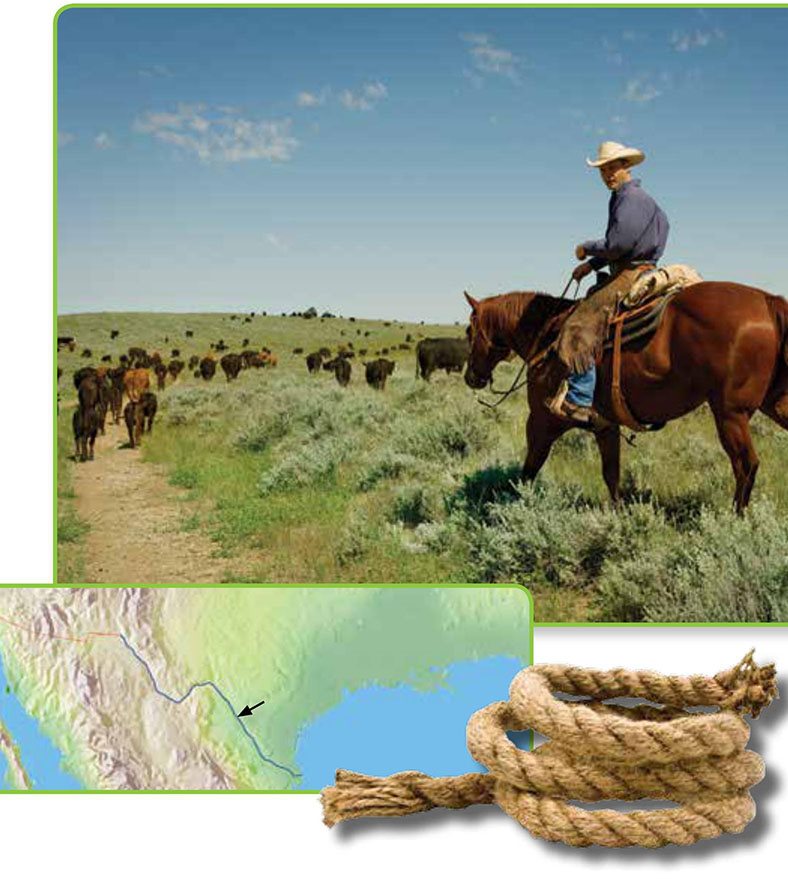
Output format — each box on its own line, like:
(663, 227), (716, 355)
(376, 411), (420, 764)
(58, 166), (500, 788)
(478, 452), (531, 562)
(566, 364), (596, 407)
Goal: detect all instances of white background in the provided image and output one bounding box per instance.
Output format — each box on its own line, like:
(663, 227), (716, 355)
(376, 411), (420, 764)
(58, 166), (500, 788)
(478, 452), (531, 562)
(1, 627), (786, 876)
(0, 1), (785, 877)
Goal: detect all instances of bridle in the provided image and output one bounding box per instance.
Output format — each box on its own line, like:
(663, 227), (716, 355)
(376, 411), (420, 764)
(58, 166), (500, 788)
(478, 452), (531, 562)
(472, 276), (582, 410)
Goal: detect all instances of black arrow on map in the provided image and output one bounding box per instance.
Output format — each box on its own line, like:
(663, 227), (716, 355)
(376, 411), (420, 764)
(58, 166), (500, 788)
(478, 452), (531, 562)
(237, 699), (265, 718)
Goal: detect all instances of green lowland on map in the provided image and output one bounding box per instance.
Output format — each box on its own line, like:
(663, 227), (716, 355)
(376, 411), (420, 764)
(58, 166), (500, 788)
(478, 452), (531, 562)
(0, 587), (530, 791)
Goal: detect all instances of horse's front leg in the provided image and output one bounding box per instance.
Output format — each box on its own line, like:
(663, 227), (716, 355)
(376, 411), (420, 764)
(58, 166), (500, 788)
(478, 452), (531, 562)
(521, 408), (570, 482)
(594, 425), (622, 505)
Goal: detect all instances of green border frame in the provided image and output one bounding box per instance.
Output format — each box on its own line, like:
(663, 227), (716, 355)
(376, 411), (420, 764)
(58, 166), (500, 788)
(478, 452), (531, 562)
(0, 582), (533, 793)
(52, 3), (788, 628)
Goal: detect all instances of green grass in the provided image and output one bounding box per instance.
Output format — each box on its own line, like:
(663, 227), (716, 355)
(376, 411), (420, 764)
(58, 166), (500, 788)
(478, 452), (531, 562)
(56, 406), (87, 582)
(57, 310), (788, 621)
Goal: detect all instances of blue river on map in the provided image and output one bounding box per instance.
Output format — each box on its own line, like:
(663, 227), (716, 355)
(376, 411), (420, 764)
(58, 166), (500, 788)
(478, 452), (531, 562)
(295, 655), (530, 789)
(0, 649), (83, 790)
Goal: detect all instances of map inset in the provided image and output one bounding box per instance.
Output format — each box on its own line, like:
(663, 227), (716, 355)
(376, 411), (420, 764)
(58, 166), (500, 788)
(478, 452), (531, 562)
(0, 587), (530, 790)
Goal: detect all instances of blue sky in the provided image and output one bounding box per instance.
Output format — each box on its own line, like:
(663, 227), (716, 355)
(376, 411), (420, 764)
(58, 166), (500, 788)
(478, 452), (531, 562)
(57, 6), (788, 321)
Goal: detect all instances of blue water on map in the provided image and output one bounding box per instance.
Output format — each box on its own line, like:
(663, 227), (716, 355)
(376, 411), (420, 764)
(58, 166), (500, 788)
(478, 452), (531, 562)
(295, 655), (530, 789)
(0, 649), (83, 790)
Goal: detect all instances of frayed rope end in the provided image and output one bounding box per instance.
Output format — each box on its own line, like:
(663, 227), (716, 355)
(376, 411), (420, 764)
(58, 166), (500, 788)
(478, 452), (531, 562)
(322, 769), (493, 828)
(717, 650), (778, 719)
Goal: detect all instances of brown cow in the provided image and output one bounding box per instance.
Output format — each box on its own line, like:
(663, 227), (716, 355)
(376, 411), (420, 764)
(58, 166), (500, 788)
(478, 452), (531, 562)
(123, 368), (150, 403)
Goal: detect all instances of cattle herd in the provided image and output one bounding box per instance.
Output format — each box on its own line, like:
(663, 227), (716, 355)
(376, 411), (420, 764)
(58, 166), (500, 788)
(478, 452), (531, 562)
(60, 326), (471, 464)
(69, 363), (158, 460)
(303, 336), (470, 390)
(62, 338), (280, 462)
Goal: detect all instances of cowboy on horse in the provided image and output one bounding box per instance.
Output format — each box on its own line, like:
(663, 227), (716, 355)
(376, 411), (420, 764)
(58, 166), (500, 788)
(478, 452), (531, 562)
(462, 138), (788, 511)
(549, 141), (670, 426)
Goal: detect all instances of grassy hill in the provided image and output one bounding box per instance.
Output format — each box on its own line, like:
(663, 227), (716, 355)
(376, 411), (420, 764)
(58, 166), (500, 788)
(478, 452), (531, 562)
(56, 310), (788, 622)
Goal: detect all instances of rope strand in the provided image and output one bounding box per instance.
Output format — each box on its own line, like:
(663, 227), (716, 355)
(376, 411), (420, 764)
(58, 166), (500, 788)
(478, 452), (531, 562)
(321, 652), (777, 847)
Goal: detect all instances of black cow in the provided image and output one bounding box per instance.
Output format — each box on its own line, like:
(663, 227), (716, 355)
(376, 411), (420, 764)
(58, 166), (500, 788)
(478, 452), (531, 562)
(188, 354), (200, 370)
(72, 366), (97, 389)
(110, 329), (119, 339)
(168, 359), (185, 380)
(140, 391), (158, 433)
(108, 367), (125, 424)
(73, 375), (101, 461)
(306, 352), (323, 374)
(154, 362), (167, 391)
(124, 391), (158, 449)
(331, 358), (351, 387)
(95, 370), (112, 435)
(365, 358), (396, 390)
(240, 349), (258, 368)
(199, 357), (217, 381)
(220, 353), (242, 381)
(415, 337), (470, 380)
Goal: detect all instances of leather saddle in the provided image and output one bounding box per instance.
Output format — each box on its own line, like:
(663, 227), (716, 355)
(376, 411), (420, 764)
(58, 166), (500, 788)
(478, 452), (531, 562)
(603, 289), (677, 351)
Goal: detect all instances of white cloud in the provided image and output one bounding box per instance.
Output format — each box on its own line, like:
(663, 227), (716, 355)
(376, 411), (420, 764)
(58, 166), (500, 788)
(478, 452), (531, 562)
(58, 131), (75, 148)
(134, 103), (299, 163)
(623, 76), (662, 104)
(461, 33), (520, 83)
(94, 132), (113, 150)
(139, 64), (172, 78)
(264, 232), (289, 252)
(670, 28), (725, 52)
(338, 81), (388, 111)
(296, 89), (327, 108)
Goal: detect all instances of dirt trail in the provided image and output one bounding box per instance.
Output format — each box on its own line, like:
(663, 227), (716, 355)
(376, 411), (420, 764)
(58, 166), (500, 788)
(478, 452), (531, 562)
(71, 419), (248, 583)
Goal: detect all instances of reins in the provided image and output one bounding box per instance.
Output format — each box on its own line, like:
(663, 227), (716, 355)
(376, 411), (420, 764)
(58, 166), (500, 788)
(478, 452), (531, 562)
(475, 276), (581, 410)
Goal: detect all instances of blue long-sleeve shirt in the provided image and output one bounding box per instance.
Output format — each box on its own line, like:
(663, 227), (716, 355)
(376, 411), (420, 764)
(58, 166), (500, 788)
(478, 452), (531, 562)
(583, 178), (669, 272)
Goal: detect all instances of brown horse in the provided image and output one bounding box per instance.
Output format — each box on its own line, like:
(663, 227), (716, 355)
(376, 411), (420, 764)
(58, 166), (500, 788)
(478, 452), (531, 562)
(463, 283), (788, 512)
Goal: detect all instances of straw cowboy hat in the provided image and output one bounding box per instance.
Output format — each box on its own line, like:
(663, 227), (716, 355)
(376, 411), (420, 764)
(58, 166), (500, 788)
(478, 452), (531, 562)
(586, 141), (645, 168)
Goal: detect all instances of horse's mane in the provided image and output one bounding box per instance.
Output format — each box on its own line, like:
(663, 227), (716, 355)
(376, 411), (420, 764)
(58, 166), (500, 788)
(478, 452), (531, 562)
(482, 291), (574, 340)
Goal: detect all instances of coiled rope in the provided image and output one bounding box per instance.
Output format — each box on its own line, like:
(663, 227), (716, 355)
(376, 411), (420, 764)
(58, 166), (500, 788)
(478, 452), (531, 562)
(322, 652), (777, 847)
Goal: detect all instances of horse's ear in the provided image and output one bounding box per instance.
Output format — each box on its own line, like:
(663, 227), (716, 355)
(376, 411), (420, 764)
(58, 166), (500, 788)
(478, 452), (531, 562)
(464, 290), (479, 311)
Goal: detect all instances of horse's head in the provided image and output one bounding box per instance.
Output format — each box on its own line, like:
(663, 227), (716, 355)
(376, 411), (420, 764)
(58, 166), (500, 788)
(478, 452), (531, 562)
(463, 291), (514, 389)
